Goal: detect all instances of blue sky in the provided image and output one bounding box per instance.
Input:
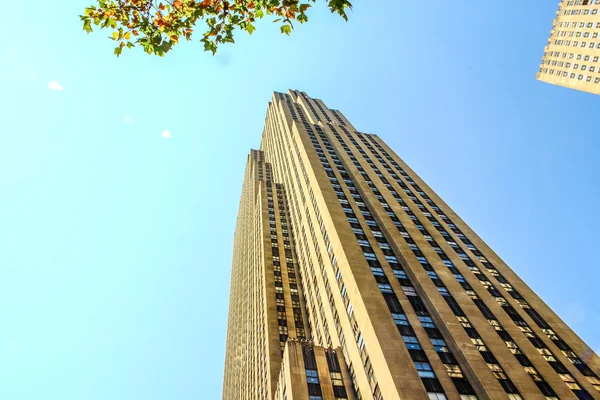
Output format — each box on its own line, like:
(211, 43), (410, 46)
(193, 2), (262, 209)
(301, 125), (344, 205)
(1, 1), (599, 399)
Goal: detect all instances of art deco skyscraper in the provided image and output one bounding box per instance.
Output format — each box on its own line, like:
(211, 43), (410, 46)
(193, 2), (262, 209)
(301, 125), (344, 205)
(223, 90), (600, 400)
(537, 0), (600, 95)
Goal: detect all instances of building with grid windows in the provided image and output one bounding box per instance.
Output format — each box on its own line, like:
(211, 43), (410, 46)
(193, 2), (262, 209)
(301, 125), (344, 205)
(537, 0), (600, 95)
(222, 90), (600, 400)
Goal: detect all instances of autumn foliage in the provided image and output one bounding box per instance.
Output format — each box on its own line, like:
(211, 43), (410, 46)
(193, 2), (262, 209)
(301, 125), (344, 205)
(81, 0), (352, 56)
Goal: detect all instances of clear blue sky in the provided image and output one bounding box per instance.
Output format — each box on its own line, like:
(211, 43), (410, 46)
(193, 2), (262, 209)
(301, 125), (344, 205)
(1, 1), (599, 399)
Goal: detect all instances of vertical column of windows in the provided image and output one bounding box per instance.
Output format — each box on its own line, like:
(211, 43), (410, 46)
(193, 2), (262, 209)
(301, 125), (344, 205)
(267, 177), (290, 352)
(326, 349), (349, 399)
(303, 345), (324, 400)
(276, 183), (307, 341)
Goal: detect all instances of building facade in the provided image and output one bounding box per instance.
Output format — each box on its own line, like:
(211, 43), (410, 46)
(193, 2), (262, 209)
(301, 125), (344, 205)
(538, 0), (600, 95)
(223, 90), (600, 400)
(273, 340), (354, 400)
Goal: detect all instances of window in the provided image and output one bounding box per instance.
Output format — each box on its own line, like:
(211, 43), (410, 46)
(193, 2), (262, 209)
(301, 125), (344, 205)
(403, 286), (417, 296)
(393, 313), (409, 325)
(418, 316), (436, 328)
(378, 283), (393, 294)
(428, 393), (447, 400)
(415, 362), (435, 378)
(403, 335), (419, 345)
(427, 271), (439, 279)
(307, 376), (320, 385)
(330, 372), (344, 386)
(394, 270), (407, 279)
(445, 364), (463, 378)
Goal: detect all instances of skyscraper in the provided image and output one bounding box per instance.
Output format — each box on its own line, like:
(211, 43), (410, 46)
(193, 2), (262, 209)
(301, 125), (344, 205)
(223, 90), (600, 400)
(537, 1), (600, 95)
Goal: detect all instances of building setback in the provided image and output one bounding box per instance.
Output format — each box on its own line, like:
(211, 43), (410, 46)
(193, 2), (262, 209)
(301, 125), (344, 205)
(538, 0), (600, 95)
(223, 90), (600, 400)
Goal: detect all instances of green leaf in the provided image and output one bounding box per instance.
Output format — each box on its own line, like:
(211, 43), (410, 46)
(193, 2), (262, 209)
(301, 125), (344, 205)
(280, 25), (291, 35)
(83, 19), (93, 33)
(114, 46), (122, 56)
(247, 23), (255, 35)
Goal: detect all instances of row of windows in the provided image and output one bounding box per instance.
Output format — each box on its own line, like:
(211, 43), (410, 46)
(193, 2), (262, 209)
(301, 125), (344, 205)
(557, 19), (600, 28)
(545, 51), (600, 62)
(552, 38), (600, 49)
(542, 59), (599, 73)
(565, 0), (600, 6)
(554, 29), (600, 38)
(539, 67), (600, 82)
(562, 8), (600, 16)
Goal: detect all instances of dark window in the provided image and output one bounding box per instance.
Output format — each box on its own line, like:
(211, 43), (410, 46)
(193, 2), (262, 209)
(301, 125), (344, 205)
(480, 351), (497, 364)
(409, 350), (429, 362)
(382, 292), (403, 314)
(515, 354), (532, 367)
(549, 361), (569, 374)
(438, 352), (457, 365)
(444, 297), (465, 316)
(421, 378), (444, 393)
(524, 309), (550, 329)
(307, 383), (322, 396)
(302, 345), (318, 369)
(408, 296), (428, 315)
(452, 378), (475, 395)
(333, 386), (347, 398)
(325, 351), (341, 373)
(424, 328), (442, 339)
(473, 299), (495, 319)
(498, 379), (518, 394)
(535, 381), (557, 397)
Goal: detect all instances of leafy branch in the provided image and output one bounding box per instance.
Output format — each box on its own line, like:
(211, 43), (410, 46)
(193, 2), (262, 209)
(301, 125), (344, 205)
(81, 0), (352, 57)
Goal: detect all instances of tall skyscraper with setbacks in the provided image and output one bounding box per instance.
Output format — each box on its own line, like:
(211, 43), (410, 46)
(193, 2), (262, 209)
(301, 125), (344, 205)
(223, 90), (600, 400)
